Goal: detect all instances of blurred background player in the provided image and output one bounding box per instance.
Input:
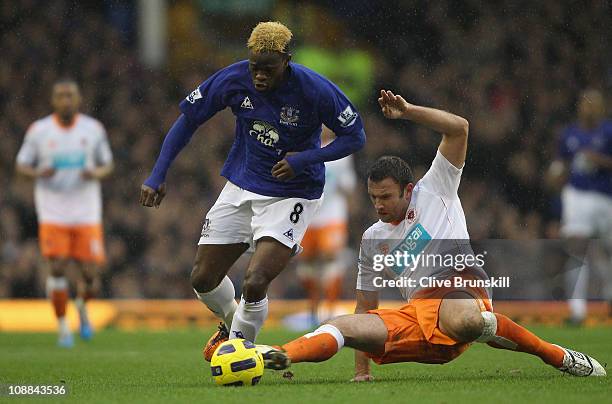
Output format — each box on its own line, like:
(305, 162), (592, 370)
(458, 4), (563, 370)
(15, 79), (114, 347)
(547, 89), (612, 325)
(139, 21), (365, 356)
(298, 128), (357, 326)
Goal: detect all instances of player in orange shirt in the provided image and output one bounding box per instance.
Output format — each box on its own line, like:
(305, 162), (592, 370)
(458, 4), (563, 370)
(16, 79), (113, 347)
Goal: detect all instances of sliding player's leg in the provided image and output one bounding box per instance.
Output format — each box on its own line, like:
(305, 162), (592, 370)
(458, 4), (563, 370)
(439, 291), (565, 366)
(261, 314), (387, 370)
(439, 292), (606, 376)
(229, 237), (293, 342)
(480, 311), (605, 376)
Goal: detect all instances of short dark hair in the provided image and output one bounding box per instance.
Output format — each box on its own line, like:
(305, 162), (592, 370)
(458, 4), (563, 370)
(54, 77), (79, 87)
(367, 156), (414, 191)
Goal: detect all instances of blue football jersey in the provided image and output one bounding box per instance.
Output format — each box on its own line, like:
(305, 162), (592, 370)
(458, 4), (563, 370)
(179, 60), (364, 199)
(558, 119), (612, 196)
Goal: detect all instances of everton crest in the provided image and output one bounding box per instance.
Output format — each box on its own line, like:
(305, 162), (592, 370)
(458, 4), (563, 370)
(280, 106), (300, 126)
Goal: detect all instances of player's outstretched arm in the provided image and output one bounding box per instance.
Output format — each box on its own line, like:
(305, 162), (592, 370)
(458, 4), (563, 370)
(352, 290), (379, 382)
(140, 114), (198, 208)
(378, 89), (469, 168)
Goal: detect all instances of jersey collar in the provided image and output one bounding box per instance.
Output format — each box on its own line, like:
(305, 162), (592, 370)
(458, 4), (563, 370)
(53, 113), (80, 130)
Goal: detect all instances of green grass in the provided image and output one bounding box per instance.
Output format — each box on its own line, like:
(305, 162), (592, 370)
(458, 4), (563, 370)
(1, 326), (610, 403)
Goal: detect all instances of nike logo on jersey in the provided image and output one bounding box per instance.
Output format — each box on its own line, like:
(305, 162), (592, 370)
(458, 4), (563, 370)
(241, 96), (254, 109)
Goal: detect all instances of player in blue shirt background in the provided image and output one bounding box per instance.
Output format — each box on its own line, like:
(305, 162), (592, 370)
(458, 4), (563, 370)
(139, 22), (365, 359)
(547, 89), (612, 324)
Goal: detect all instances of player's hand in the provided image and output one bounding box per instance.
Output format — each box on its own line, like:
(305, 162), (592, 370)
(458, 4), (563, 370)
(350, 374), (374, 382)
(81, 169), (96, 180)
(37, 167), (56, 178)
(272, 152), (298, 181)
(378, 89), (412, 120)
(582, 150), (610, 169)
(140, 183), (166, 208)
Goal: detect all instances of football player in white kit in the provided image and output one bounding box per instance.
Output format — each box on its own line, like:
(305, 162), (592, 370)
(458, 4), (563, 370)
(547, 89), (612, 324)
(298, 128), (357, 325)
(16, 79), (113, 347)
(260, 90), (606, 378)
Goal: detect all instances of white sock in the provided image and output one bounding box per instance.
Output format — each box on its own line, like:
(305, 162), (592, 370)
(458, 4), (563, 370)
(475, 311), (497, 342)
(58, 317), (70, 336)
(194, 276), (238, 326)
(75, 298), (89, 325)
(229, 296), (268, 342)
(46, 276), (68, 297)
(476, 311), (517, 349)
(566, 263), (589, 321)
(46, 277), (70, 335)
(305, 324), (345, 351)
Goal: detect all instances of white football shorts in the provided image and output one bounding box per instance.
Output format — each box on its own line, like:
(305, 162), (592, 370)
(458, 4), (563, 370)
(561, 185), (612, 239)
(199, 181), (323, 254)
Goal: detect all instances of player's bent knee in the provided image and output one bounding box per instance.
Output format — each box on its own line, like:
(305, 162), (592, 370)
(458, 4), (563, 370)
(49, 259), (67, 277)
(322, 315), (348, 328)
(439, 294), (485, 342)
(190, 264), (221, 293)
(442, 309), (483, 342)
(242, 270), (271, 301)
(458, 311), (484, 342)
(81, 265), (98, 284)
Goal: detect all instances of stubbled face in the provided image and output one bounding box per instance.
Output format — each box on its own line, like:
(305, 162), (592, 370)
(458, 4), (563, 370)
(52, 83), (81, 120)
(248, 50), (289, 92)
(367, 178), (413, 223)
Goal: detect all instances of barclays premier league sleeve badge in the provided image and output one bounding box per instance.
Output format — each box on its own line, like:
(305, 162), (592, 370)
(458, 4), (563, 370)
(337, 105), (357, 128)
(186, 88), (202, 104)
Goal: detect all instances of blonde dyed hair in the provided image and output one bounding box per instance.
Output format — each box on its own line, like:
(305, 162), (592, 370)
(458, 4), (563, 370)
(247, 21), (292, 53)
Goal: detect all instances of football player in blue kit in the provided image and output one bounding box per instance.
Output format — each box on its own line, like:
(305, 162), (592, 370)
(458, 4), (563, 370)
(547, 89), (612, 324)
(139, 22), (365, 359)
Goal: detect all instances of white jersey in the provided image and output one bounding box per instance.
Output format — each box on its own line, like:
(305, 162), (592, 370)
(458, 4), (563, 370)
(311, 155), (357, 227)
(16, 113), (113, 225)
(357, 150), (487, 300)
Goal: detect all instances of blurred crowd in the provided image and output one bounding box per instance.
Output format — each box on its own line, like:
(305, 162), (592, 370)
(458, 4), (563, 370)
(0, 1), (609, 298)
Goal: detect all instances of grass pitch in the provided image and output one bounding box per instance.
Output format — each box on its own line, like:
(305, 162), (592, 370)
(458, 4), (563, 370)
(1, 326), (610, 403)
